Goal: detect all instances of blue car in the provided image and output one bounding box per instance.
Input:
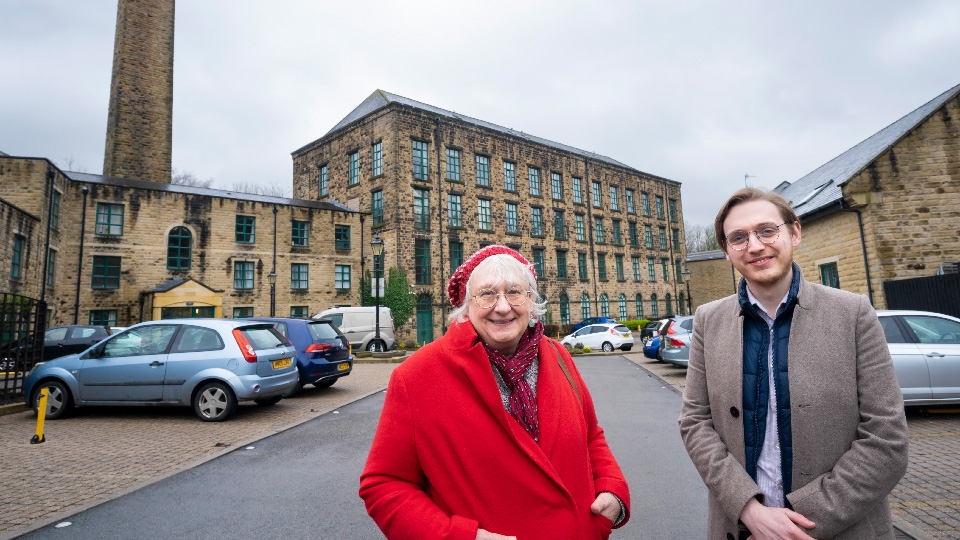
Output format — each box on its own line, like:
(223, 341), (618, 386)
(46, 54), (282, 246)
(643, 335), (661, 359)
(570, 317), (618, 333)
(249, 318), (353, 395)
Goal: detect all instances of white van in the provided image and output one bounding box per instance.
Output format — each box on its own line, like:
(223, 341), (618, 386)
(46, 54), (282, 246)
(312, 306), (396, 352)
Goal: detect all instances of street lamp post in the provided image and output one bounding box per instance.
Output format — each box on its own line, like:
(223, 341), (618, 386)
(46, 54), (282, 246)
(681, 267), (692, 315)
(371, 233), (384, 352)
(270, 206), (278, 317)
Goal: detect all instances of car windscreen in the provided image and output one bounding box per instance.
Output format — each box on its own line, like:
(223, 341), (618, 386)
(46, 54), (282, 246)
(307, 322), (343, 340)
(644, 321), (660, 329)
(239, 325), (291, 350)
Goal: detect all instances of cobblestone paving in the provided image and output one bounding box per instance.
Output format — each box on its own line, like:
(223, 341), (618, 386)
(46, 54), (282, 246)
(0, 363), (397, 539)
(624, 351), (960, 540)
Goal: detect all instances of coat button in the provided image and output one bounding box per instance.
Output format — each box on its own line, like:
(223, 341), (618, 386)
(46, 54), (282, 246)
(730, 406), (740, 418)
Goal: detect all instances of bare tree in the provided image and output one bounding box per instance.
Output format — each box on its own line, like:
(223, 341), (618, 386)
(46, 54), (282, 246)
(685, 223), (721, 253)
(171, 168), (215, 188)
(59, 155), (88, 172)
(229, 180), (291, 198)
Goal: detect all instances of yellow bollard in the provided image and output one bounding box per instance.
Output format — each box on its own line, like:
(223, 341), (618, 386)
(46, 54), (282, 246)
(30, 388), (47, 444)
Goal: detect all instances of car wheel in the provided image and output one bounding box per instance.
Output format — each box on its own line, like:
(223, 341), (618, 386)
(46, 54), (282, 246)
(313, 378), (337, 389)
(254, 395), (282, 406)
(656, 345), (664, 362)
(193, 381), (237, 422)
(602, 342), (614, 353)
(367, 339), (385, 352)
(283, 371), (304, 398)
(33, 380), (72, 420)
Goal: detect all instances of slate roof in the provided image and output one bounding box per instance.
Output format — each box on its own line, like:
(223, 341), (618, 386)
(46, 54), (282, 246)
(686, 249), (726, 262)
(779, 83), (960, 219)
(65, 171), (358, 213)
(297, 89), (666, 177)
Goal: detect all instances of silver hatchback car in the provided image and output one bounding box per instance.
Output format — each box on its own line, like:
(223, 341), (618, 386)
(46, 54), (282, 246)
(24, 319), (299, 422)
(878, 310), (960, 406)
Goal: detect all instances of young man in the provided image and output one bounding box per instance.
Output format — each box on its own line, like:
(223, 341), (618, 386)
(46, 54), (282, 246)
(679, 188), (908, 540)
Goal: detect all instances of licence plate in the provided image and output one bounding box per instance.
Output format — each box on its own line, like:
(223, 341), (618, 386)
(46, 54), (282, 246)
(622, 333), (631, 338)
(337, 362), (350, 371)
(272, 358), (291, 369)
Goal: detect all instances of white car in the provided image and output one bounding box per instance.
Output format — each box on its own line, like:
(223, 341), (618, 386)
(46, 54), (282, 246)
(561, 323), (634, 352)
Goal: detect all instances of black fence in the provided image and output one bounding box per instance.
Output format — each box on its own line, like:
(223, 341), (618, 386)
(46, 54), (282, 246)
(883, 273), (960, 319)
(1, 293), (47, 401)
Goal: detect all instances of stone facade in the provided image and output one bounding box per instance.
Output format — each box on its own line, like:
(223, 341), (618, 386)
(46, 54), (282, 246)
(292, 96), (687, 341)
(685, 251), (738, 311)
(102, 0), (175, 183)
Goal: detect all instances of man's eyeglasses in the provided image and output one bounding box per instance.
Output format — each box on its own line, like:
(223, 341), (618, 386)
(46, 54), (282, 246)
(725, 222), (787, 251)
(472, 288), (531, 309)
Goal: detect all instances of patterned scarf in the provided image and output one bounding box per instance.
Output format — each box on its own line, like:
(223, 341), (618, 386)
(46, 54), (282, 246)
(482, 322), (544, 441)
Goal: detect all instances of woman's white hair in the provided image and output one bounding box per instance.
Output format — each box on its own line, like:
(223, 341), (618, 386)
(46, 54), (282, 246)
(448, 254), (546, 323)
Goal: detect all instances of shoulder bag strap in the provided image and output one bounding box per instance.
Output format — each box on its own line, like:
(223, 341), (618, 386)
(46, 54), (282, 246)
(547, 340), (582, 410)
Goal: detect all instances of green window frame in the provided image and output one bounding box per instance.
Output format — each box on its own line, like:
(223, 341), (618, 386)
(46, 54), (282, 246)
(415, 239), (431, 285)
(290, 306), (309, 318)
(447, 194), (462, 227)
(334, 265), (351, 290)
(476, 155), (490, 186)
(659, 227), (667, 250)
(504, 162), (516, 191)
(578, 252), (588, 281)
(10, 234), (24, 279)
(669, 199), (678, 222)
(447, 148), (461, 181)
(600, 294), (610, 317)
(291, 263), (309, 290)
(594, 217), (605, 244)
(50, 191), (61, 229)
(533, 249), (545, 278)
(449, 241), (463, 276)
(641, 192), (650, 216)
(575, 214), (586, 241)
(629, 222), (639, 247)
(651, 293), (659, 318)
(89, 310), (118, 327)
(676, 260), (683, 282)
(635, 294), (644, 319)
(349, 151), (360, 185)
(665, 293), (674, 316)
(662, 259), (670, 282)
(572, 177), (583, 204)
(531, 207), (543, 237)
(559, 294), (570, 325)
(528, 167), (540, 196)
(581, 293), (591, 319)
(632, 256), (641, 281)
(319, 165), (328, 197)
(597, 254), (607, 281)
(615, 255), (624, 281)
(335, 225), (350, 250)
(413, 189), (430, 231)
(673, 228), (680, 251)
(477, 199), (492, 231)
(648, 257), (656, 282)
(46, 248), (56, 287)
(626, 189), (635, 214)
(167, 226), (192, 270)
(292, 220), (309, 247)
(372, 142), (383, 177)
(235, 215), (256, 243)
(609, 186), (619, 211)
(412, 140), (429, 180)
(612, 220), (622, 245)
(645, 225), (653, 249)
(92, 255), (121, 289)
(554, 210), (565, 240)
(820, 262), (840, 288)
(233, 307), (254, 319)
(556, 250), (568, 279)
(372, 191), (383, 227)
(95, 203), (124, 236)
(656, 196), (665, 219)
(551, 172), (563, 200)
(506, 203), (518, 234)
(592, 181), (602, 207)
(618, 294), (627, 321)
(233, 260), (254, 289)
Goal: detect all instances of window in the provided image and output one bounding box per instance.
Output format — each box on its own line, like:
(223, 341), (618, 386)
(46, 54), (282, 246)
(10, 234), (24, 279)
(554, 210), (565, 240)
(641, 192), (650, 216)
(506, 203), (518, 234)
(662, 259), (670, 282)
(45, 248), (56, 287)
(592, 181), (602, 207)
(414, 189), (430, 230)
(476, 155), (490, 186)
(233, 261), (254, 289)
(651, 293), (659, 318)
(50, 191), (61, 229)
(615, 255), (624, 281)
(532, 249), (545, 277)
(665, 293), (674, 316)
(89, 310), (117, 327)
(656, 195), (665, 219)
(632, 256), (641, 281)
(559, 294), (570, 324)
(504, 162), (516, 191)
(626, 189), (635, 214)
(609, 187), (619, 211)
(413, 140), (429, 180)
(372, 191), (383, 227)
(528, 167), (541, 196)
(334, 265), (351, 290)
(319, 165), (328, 197)
(597, 254), (607, 281)
(95, 203), (124, 236)
(372, 142), (382, 177)
(415, 239), (431, 284)
(167, 226), (192, 270)
(581, 293), (591, 319)
(447, 194), (462, 227)
(648, 257), (656, 282)
(612, 220), (622, 245)
(556, 250), (568, 279)
(551, 172), (563, 200)
(449, 241), (463, 275)
(349, 151), (359, 185)
(669, 199), (678, 222)
(659, 227), (667, 250)
(290, 306), (309, 317)
(594, 217), (605, 244)
(820, 262), (840, 288)
(575, 214), (586, 241)
(600, 294), (610, 317)
(335, 225), (350, 250)
(618, 294), (627, 321)
(679, 293), (686, 315)
(91, 255), (120, 289)
(635, 294), (644, 319)
(629, 222), (638, 247)
(645, 225), (653, 249)
(572, 177), (583, 204)
(531, 207), (543, 237)
(578, 252), (588, 281)
(292, 220), (309, 247)
(446, 148), (461, 181)
(291, 263), (309, 289)
(673, 229), (680, 251)
(676, 260), (684, 282)
(235, 215), (255, 243)
(478, 199), (492, 230)
(233, 307), (254, 319)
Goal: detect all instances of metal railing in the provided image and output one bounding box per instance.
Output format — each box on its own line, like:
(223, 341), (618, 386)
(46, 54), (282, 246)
(0, 293), (46, 401)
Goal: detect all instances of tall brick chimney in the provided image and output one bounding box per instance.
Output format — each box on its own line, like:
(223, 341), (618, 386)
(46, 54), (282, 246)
(103, 0), (175, 183)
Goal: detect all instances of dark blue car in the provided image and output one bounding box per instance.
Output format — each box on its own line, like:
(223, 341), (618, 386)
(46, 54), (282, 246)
(643, 335), (660, 359)
(570, 316), (618, 333)
(250, 318), (352, 395)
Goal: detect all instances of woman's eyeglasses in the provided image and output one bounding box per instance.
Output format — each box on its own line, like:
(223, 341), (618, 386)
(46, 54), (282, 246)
(471, 288), (531, 309)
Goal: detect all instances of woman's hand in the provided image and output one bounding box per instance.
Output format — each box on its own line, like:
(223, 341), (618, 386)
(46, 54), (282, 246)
(590, 492), (620, 522)
(475, 528), (516, 540)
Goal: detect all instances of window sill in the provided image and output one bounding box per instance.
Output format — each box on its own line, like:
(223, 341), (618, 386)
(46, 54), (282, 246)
(506, 231), (520, 236)
(446, 178), (463, 184)
(447, 225), (465, 231)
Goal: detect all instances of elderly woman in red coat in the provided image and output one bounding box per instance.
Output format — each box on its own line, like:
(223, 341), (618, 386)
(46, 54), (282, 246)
(360, 245), (631, 540)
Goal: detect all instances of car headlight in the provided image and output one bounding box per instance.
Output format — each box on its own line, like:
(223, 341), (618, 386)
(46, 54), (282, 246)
(26, 361), (46, 377)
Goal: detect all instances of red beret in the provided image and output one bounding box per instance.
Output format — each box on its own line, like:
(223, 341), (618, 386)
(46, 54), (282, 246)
(447, 245), (536, 308)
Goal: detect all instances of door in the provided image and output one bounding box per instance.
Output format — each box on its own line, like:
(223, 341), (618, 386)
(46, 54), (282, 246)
(901, 314), (960, 401)
(78, 325), (178, 402)
(416, 295), (433, 345)
(878, 315), (930, 402)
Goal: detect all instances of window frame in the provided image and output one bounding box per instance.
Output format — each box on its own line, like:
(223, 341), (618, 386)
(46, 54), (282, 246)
(475, 155), (490, 187)
(372, 142), (383, 177)
(551, 172), (563, 200)
(477, 199), (492, 231)
(334, 265), (351, 290)
(528, 167), (541, 197)
(412, 140), (429, 181)
(292, 220), (310, 247)
(446, 148), (461, 181)
(503, 162), (516, 192)
(372, 191), (383, 227)
(349, 151), (360, 186)
(233, 260), (254, 290)
(167, 226), (192, 270)
(505, 203), (518, 234)
(235, 215), (256, 244)
(95, 203), (124, 236)
(10, 234), (24, 279)
(447, 194), (462, 228)
(91, 255), (121, 290)
(291, 263), (309, 290)
(335, 224), (351, 250)
(413, 188), (430, 231)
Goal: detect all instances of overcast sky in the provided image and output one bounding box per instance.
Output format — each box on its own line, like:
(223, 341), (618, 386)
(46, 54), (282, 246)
(2, 0), (958, 226)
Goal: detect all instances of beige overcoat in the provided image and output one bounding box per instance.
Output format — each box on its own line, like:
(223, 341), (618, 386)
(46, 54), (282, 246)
(679, 277), (909, 540)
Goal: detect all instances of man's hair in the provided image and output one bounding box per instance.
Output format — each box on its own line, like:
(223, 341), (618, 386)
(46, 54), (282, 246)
(714, 187), (800, 251)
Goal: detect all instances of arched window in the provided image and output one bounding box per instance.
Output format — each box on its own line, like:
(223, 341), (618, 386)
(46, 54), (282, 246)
(651, 293), (659, 318)
(665, 293), (673, 316)
(559, 294), (570, 325)
(600, 294), (610, 317)
(635, 294), (644, 319)
(580, 293), (591, 319)
(167, 226), (192, 270)
(679, 293), (686, 315)
(618, 294), (627, 321)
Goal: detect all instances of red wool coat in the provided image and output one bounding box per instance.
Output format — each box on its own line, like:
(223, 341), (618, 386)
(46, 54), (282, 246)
(359, 320), (630, 540)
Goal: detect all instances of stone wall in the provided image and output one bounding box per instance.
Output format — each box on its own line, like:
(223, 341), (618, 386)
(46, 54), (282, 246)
(687, 255), (738, 311)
